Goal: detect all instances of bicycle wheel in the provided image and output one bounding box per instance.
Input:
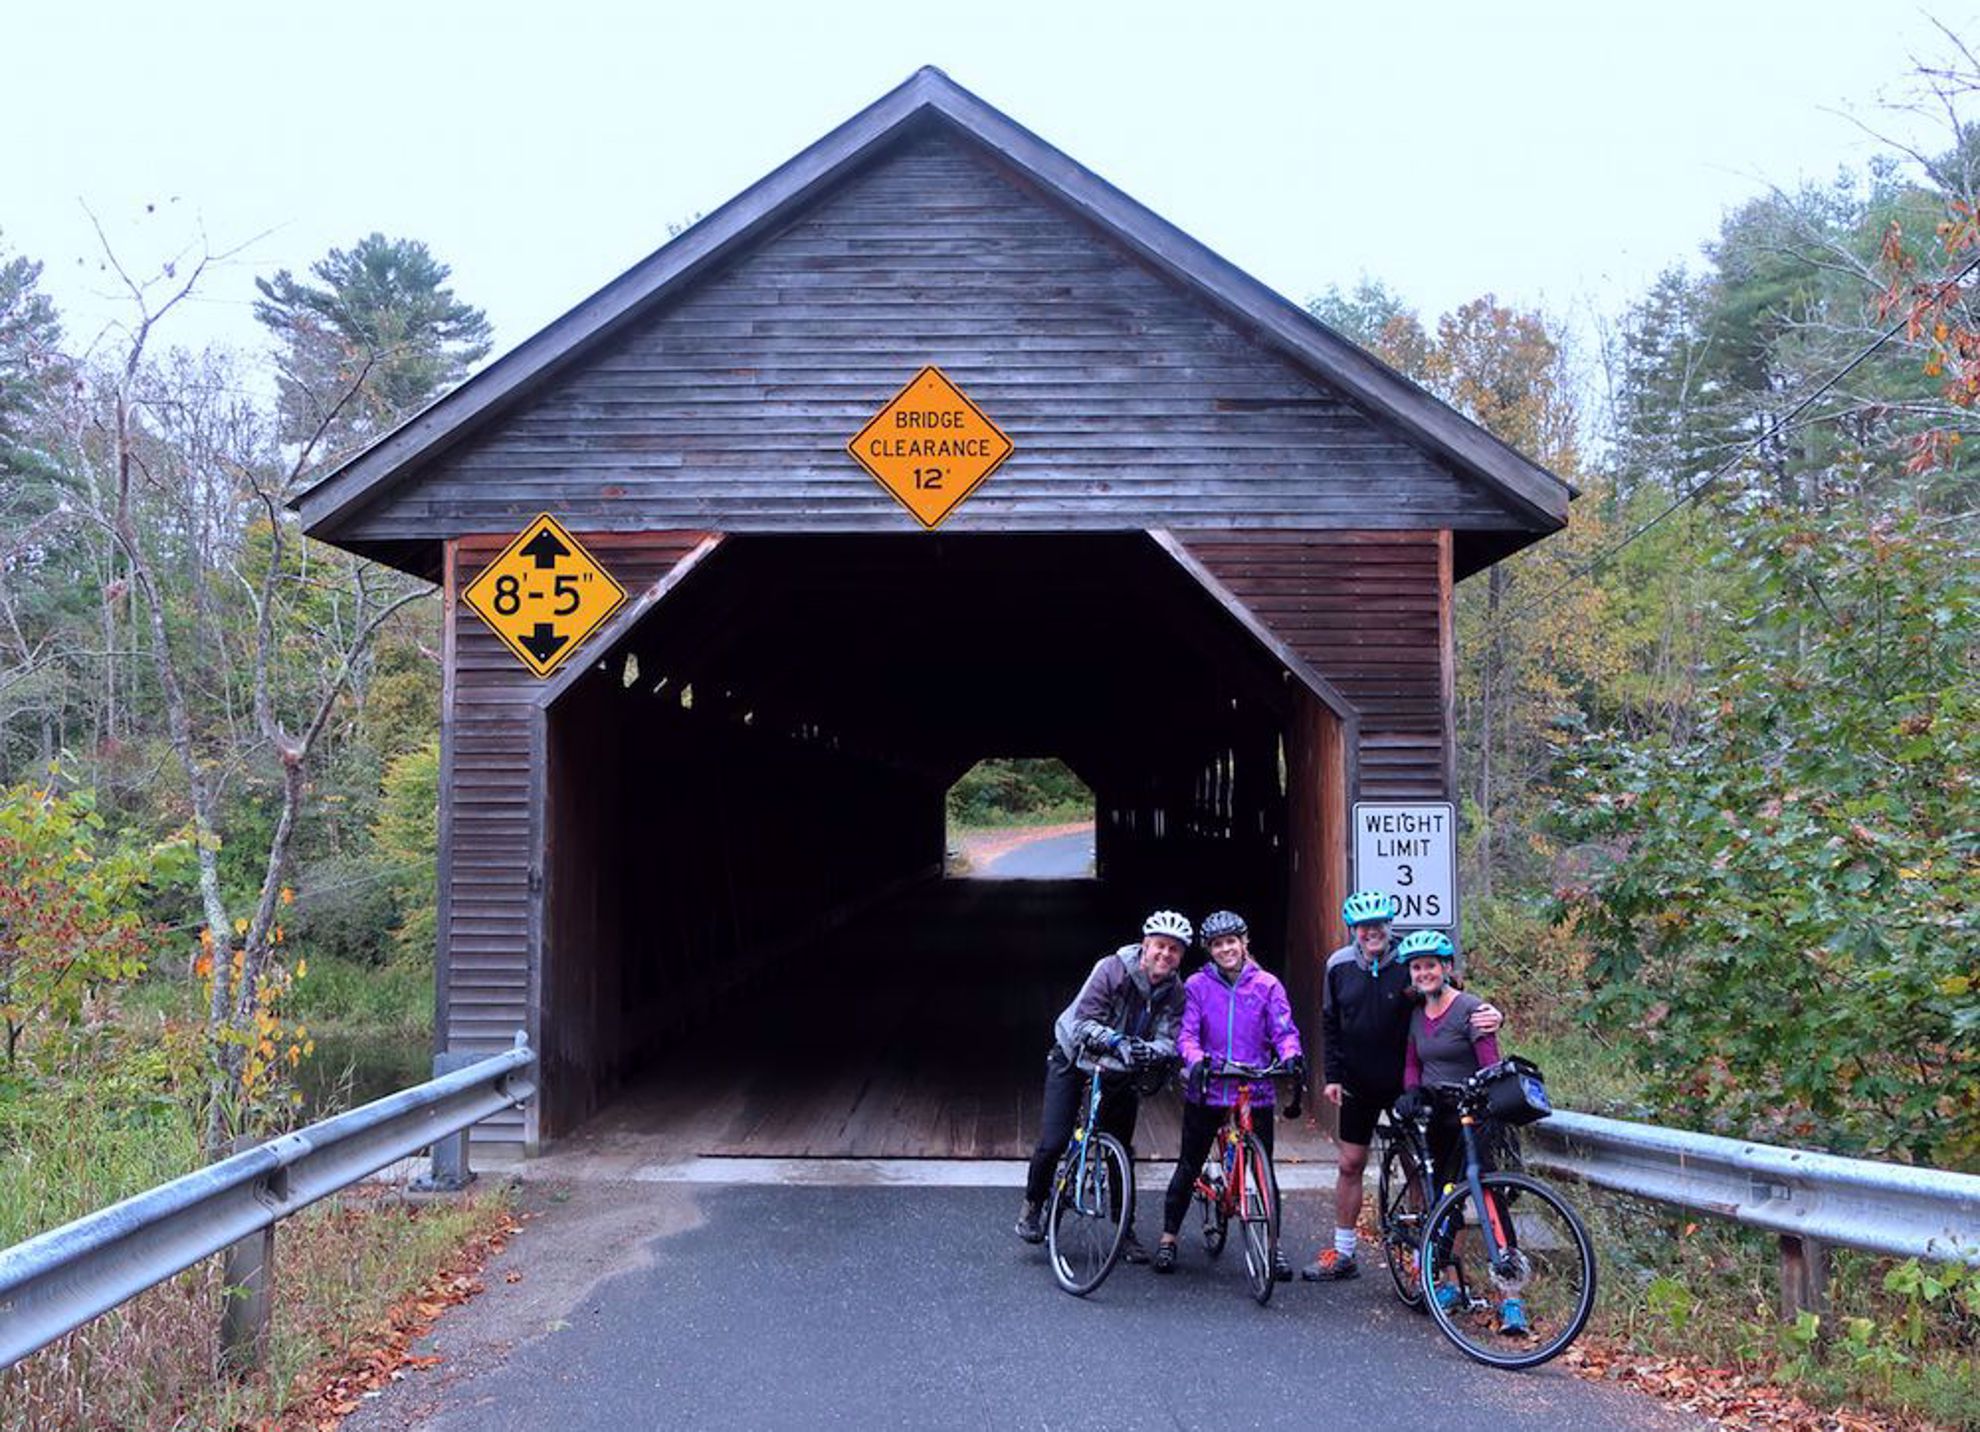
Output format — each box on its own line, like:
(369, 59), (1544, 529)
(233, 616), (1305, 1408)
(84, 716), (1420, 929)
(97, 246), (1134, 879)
(1237, 1134), (1277, 1306)
(1046, 1131), (1133, 1296)
(1420, 1172), (1597, 1369)
(1195, 1160), (1229, 1255)
(1377, 1134), (1430, 1312)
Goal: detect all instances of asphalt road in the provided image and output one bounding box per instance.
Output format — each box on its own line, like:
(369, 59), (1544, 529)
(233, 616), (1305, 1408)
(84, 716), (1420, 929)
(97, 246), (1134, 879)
(347, 1181), (1698, 1432)
(983, 831), (1096, 879)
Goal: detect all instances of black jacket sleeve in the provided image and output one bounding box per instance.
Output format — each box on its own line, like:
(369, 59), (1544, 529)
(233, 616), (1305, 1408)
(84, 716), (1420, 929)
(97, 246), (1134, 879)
(1320, 956), (1345, 1086)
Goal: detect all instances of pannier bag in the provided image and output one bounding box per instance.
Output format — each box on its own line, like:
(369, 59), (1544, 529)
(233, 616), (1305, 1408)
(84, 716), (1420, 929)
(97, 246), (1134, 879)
(1477, 1055), (1552, 1126)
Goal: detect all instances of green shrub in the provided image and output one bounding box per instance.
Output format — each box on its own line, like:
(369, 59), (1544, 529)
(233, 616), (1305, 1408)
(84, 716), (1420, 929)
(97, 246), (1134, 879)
(287, 852), (398, 967)
(374, 738), (440, 965)
(284, 953), (429, 1035)
(1553, 510), (1978, 1166)
(946, 757), (1091, 826)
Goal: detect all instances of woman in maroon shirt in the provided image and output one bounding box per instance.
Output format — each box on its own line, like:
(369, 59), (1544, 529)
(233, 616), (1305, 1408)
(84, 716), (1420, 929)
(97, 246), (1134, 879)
(1392, 929), (1528, 1335)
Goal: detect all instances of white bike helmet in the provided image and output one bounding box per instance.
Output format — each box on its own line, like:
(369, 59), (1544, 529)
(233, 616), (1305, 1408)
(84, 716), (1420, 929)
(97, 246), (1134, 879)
(1141, 909), (1194, 946)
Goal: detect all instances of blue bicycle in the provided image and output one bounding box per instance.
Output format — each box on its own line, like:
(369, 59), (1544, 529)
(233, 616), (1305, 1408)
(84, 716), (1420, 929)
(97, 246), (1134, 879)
(1046, 1046), (1173, 1296)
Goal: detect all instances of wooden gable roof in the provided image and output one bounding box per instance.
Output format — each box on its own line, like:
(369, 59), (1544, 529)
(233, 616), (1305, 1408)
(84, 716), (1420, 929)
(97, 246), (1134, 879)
(297, 68), (1571, 579)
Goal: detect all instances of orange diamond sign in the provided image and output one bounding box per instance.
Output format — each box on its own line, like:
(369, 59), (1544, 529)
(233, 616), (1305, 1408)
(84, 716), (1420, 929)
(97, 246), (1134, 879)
(461, 514), (626, 678)
(846, 367), (1013, 528)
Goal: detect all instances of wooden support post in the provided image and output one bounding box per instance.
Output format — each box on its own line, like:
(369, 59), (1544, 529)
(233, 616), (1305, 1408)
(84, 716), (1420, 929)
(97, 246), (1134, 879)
(1778, 1233), (1830, 1329)
(1283, 686), (1348, 1132)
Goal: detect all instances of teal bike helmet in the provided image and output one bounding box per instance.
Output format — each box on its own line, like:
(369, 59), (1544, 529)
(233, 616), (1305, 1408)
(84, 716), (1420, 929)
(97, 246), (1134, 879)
(1396, 929), (1456, 964)
(1342, 889), (1400, 927)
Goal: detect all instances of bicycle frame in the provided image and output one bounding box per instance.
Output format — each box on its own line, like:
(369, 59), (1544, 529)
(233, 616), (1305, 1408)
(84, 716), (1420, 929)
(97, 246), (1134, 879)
(1190, 1060), (1296, 1224)
(1380, 1109), (1432, 1187)
(1184, 1059), (1291, 1303)
(1373, 1107), (1433, 1306)
(1419, 1086), (1526, 1303)
(1060, 1066), (1110, 1213)
(1454, 1111), (1517, 1276)
(1414, 1071), (1597, 1368)
(1192, 1082), (1256, 1217)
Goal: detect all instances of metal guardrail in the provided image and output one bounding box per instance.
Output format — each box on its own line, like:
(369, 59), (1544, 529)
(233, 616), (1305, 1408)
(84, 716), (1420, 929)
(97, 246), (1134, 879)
(0, 1036), (535, 1370)
(1526, 1110), (1980, 1264)
(1525, 1109), (1980, 1317)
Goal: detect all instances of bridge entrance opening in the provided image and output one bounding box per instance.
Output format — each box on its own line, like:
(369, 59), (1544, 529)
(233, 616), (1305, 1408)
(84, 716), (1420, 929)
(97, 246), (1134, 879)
(945, 758), (1096, 880)
(537, 533), (1344, 1156)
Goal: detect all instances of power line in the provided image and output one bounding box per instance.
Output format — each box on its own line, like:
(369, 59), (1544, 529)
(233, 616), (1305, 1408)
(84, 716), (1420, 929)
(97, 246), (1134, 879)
(1501, 250), (1980, 628)
(156, 855), (429, 936)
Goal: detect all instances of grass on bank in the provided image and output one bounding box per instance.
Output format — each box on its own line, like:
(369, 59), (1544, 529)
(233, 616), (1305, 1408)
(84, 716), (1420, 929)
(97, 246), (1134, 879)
(121, 953), (430, 1040)
(1566, 1184), (1980, 1430)
(1, 1185), (513, 1432)
(1, 952), (469, 1431)
(118, 954), (433, 1116)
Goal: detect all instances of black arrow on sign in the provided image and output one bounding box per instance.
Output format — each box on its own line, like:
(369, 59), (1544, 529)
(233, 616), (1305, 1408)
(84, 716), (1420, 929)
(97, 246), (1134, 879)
(518, 528), (571, 569)
(519, 623), (568, 665)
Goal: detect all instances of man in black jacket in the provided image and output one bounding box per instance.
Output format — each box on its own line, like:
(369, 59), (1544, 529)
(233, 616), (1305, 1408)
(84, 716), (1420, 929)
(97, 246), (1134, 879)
(1301, 891), (1501, 1281)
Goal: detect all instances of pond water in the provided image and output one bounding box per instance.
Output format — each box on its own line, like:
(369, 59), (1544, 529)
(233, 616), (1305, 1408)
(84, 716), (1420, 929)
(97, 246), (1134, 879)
(294, 1028), (432, 1117)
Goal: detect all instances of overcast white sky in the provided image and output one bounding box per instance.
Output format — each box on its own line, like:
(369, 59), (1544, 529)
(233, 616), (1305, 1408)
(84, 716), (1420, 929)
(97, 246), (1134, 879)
(5, 1), (1971, 375)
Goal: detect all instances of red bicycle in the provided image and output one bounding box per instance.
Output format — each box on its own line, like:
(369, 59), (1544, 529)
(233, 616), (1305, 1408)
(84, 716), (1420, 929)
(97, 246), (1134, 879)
(1190, 1059), (1300, 1305)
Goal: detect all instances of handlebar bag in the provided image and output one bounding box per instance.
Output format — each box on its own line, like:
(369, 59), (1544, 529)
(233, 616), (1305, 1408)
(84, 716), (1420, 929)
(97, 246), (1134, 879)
(1478, 1055), (1552, 1126)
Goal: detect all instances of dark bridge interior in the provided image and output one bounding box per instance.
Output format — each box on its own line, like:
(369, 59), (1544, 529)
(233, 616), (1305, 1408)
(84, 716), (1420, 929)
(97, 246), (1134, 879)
(540, 534), (1337, 1151)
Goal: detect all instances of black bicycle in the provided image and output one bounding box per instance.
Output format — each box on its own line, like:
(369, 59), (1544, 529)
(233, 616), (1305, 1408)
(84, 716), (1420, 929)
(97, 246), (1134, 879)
(1045, 1044), (1174, 1296)
(1396, 1058), (1596, 1370)
(1374, 1102), (1435, 1313)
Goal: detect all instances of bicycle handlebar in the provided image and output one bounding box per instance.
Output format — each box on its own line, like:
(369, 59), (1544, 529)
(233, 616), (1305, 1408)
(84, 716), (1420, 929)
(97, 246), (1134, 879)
(1200, 1058), (1304, 1120)
(1414, 1070), (1499, 1115)
(1202, 1059), (1297, 1081)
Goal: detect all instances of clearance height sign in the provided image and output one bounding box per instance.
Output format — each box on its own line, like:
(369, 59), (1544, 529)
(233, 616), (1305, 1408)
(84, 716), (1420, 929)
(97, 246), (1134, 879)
(461, 514), (626, 678)
(846, 367), (1013, 528)
(1353, 803), (1456, 930)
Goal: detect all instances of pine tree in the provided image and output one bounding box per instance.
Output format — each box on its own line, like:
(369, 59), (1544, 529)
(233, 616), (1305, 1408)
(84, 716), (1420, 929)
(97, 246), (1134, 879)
(0, 238), (63, 483)
(253, 233), (492, 457)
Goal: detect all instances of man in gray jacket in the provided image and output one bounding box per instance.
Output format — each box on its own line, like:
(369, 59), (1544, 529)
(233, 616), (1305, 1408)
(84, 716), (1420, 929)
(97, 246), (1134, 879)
(1015, 910), (1190, 1260)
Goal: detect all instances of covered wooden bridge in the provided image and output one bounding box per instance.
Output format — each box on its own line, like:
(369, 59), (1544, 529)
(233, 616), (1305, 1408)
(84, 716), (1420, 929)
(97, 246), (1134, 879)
(298, 68), (1569, 1160)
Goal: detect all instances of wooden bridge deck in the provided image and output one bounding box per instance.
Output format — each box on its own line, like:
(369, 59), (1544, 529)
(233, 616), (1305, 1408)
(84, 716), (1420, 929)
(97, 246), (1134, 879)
(553, 878), (1331, 1166)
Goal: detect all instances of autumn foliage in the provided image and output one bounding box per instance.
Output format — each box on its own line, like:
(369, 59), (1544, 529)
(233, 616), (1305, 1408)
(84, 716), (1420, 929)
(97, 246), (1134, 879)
(0, 777), (187, 1067)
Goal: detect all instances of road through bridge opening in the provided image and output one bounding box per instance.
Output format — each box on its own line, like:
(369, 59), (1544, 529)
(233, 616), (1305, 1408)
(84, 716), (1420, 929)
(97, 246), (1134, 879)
(537, 533), (1345, 1155)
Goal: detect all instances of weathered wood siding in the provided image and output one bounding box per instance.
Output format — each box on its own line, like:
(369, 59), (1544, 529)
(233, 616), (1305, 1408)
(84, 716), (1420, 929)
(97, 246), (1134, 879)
(338, 130), (1528, 542)
(446, 530), (707, 1153)
(1283, 683), (1350, 1131)
(1183, 531), (1450, 801)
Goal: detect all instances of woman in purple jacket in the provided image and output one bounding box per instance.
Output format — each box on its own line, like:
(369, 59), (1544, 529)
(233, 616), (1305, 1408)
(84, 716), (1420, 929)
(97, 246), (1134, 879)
(1152, 910), (1304, 1276)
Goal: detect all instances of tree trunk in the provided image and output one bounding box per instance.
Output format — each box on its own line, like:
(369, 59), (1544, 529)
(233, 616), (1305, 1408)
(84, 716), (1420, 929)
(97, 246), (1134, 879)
(1475, 565), (1507, 903)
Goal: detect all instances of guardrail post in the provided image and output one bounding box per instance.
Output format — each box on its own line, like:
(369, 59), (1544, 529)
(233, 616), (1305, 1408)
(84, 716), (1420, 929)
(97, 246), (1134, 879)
(1778, 1233), (1830, 1329)
(219, 1224), (273, 1373)
(412, 1050), (485, 1192)
(219, 1138), (276, 1374)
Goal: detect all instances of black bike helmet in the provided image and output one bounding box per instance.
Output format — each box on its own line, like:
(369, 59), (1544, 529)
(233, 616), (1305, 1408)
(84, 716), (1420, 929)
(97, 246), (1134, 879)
(1199, 910), (1248, 943)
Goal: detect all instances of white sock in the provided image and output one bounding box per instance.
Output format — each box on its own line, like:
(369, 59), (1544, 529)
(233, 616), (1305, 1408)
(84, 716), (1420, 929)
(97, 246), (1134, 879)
(1334, 1227), (1358, 1259)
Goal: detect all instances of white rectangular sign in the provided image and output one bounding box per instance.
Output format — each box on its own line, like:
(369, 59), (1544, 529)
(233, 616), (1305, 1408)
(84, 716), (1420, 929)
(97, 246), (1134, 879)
(1353, 802), (1456, 929)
